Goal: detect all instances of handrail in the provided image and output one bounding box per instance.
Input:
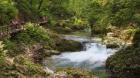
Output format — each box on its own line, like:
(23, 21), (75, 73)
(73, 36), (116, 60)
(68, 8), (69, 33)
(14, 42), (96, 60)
(0, 24), (24, 38)
(0, 21), (47, 38)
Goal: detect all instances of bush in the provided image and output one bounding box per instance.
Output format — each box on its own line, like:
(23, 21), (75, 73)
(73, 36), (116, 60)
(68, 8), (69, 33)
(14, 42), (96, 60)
(13, 32), (32, 44)
(24, 23), (50, 43)
(0, 0), (18, 25)
(10, 23), (51, 45)
(3, 39), (24, 57)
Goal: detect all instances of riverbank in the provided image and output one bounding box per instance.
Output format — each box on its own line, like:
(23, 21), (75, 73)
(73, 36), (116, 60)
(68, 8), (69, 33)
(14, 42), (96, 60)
(0, 23), (89, 78)
(0, 22), (138, 78)
(106, 30), (140, 78)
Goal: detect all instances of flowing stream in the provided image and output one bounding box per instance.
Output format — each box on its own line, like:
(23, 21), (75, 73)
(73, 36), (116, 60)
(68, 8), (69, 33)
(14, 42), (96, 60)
(44, 35), (119, 77)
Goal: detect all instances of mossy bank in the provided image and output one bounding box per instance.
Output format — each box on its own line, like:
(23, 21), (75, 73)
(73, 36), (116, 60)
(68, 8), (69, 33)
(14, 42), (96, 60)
(106, 30), (140, 78)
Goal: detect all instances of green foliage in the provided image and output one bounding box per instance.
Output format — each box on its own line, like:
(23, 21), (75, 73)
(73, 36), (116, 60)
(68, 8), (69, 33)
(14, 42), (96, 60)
(3, 23), (51, 56)
(47, 0), (73, 19)
(3, 39), (24, 57)
(106, 0), (140, 26)
(14, 32), (32, 44)
(66, 0), (91, 17)
(24, 23), (50, 43)
(13, 0), (48, 21)
(0, 0), (18, 25)
(14, 55), (44, 75)
(11, 23), (50, 44)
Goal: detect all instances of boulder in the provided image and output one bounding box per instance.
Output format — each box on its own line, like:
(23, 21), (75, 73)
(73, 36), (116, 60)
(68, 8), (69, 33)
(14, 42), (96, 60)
(56, 39), (83, 52)
(106, 30), (140, 78)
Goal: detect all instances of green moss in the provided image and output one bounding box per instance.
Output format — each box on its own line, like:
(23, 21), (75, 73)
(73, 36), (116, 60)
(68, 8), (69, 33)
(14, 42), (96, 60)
(0, 56), (48, 78)
(3, 39), (25, 57)
(56, 67), (95, 78)
(106, 30), (140, 78)
(14, 55), (46, 76)
(56, 39), (83, 52)
(0, 42), (48, 78)
(106, 46), (140, 78)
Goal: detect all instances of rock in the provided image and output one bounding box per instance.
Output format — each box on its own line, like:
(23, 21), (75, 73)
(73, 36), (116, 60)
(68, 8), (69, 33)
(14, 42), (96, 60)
(55, 67), (95, 78)
(33, 48), (60, 63)
(107, 32), (115, 37)
(91, 38), (102, 43)
(106, 44), (120, 48)
(56, 39), (83, 52)
(106, 46), (140, 78)
(44, 67), (54, 74)
(106, 30), (140, 78)
(54, 71), (67, 78)
(45, 50), (60, 55)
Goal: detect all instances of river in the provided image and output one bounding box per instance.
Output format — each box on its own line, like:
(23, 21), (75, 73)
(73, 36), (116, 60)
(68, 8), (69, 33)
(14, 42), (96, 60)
(44, 35), (119, 78)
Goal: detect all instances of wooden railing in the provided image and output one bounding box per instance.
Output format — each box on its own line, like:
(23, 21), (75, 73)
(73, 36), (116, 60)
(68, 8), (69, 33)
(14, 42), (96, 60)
(0, 21), (48, 38)
(0, 25), (24, 38)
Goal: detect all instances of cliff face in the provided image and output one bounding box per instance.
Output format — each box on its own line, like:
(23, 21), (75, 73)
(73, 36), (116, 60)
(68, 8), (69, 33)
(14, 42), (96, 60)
(106, 30), (140, 78)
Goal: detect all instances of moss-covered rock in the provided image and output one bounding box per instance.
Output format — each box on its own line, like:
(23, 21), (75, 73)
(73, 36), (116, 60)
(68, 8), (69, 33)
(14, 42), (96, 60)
(55, 39), (83, 52)
(106, 30), (140, 78)
(0, 55), (49, 78)
(33, 49), (60, 63)
(106, 46), (140, 78)
(33, 39), (83, 63)
(55, 67), (95, 78)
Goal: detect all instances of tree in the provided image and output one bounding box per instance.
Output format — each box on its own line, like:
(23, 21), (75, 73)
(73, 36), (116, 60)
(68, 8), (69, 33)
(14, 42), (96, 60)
(47, 0), (73, 20)
(0, 0), (18, 25)
(106, 0), (140, 26)
(81, 0), (106, 35)
(13, 0), (48, 22)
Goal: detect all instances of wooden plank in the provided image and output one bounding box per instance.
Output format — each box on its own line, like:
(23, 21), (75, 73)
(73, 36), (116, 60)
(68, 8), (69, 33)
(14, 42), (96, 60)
(0, 22), (43, 38)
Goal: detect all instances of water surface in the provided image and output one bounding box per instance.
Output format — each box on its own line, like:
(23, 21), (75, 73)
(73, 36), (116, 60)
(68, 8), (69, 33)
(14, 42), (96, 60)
(44, 35), (118, 70)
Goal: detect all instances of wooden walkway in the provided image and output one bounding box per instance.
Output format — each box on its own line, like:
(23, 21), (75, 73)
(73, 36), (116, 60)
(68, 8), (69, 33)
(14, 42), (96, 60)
(0, 21), (48, 38)
(0, 25), (24, 38)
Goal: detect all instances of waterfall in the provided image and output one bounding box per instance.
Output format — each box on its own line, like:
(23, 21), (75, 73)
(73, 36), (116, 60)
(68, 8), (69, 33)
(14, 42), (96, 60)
(44, 35), (118, 70)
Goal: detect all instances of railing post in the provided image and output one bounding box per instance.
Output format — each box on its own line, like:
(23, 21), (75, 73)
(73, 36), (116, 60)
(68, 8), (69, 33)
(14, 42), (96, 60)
(0, 26), (2, 38)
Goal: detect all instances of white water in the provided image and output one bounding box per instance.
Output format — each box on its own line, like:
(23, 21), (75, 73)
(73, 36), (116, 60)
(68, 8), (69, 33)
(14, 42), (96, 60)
(44, 36), (118, 69)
